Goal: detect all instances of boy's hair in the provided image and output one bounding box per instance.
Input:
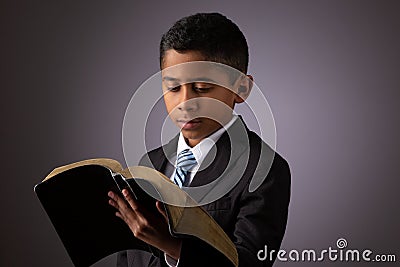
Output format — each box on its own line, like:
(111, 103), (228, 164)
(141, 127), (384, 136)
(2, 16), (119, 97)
(160, 12), (249, 73)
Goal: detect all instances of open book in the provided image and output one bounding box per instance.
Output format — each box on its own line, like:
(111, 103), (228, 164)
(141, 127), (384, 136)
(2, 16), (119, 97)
(34, 158), (238, 267)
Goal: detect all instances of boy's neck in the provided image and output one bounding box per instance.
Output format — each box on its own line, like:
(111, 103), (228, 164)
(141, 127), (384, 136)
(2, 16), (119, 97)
(184, 114), (236, 147)
(185, 138), (201, 148)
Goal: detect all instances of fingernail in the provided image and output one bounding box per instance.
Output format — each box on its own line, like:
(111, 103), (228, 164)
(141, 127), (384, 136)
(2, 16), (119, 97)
(122, 189), (128, 196)
(108, 191), (113, 198)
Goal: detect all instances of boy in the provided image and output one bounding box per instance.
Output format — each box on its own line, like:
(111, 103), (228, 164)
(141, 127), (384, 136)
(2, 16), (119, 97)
(108, 13), (290, 267)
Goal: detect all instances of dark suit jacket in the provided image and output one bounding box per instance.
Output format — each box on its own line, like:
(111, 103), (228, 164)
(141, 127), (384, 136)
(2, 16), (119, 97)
(117, 117), (291, 267)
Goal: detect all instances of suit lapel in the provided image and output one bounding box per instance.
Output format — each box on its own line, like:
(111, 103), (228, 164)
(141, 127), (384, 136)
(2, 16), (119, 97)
(150, 134), (179, 172)
(189, 116), (249, 188)
(189, 133), (231, 187)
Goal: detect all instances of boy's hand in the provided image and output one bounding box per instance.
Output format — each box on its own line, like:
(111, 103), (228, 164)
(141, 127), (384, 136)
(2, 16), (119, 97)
(108, 189), (182, 260)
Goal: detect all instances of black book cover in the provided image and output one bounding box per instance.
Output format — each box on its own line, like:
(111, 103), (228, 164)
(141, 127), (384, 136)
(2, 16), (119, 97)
(34, 164), (159, 267)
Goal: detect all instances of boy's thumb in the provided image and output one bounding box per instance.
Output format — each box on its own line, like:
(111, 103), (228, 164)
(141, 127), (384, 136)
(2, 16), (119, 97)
(156, 201), (168, 222)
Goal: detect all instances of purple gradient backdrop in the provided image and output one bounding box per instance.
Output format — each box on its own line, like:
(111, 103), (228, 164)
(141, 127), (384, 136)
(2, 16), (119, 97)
(1, 1), (399, 266)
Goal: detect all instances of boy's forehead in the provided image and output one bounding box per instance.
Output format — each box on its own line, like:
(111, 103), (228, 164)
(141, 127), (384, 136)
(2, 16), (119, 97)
(161, 61), (242, 88)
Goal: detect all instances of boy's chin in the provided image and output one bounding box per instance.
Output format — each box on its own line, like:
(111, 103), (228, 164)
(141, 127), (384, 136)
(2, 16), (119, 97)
(181, 130), (204, 141)
(180, 130), (209, 144)
(176, 118), (225, 144)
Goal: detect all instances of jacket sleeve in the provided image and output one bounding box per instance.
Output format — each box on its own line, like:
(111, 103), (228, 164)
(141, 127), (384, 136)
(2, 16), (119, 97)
(117, 250), (127, 267)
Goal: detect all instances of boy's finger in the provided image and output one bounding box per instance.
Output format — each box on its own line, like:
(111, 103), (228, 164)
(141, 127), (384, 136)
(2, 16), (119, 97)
(156, 201), (168, 222)
(108, 199), (118, 209)
(122, 189), (140, 213)
(108, 191), (129, 212)
(108, 191), (122, 207)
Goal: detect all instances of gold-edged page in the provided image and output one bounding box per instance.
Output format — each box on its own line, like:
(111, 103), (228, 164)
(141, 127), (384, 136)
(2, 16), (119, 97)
(43, 158), (123, 181)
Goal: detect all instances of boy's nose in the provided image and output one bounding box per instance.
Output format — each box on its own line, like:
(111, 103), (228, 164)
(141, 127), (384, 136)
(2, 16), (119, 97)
(178, 85), (198, 112)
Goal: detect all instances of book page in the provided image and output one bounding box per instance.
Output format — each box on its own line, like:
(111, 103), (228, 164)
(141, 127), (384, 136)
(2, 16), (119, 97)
(43, 158), (123, 181)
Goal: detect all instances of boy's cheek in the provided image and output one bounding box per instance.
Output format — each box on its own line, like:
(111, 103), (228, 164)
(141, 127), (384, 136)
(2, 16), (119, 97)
(201, 104), (234, 126)
(164, 97), (233, 127)
(166, 109), (179, 123)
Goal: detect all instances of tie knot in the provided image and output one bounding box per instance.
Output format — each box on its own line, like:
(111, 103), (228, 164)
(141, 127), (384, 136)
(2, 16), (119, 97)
(176, 149), (197, 172)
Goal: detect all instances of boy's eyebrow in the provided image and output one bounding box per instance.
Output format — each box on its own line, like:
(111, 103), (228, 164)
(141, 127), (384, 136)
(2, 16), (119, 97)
(162, 76), (180, 82)
(162, 76), (218, 84)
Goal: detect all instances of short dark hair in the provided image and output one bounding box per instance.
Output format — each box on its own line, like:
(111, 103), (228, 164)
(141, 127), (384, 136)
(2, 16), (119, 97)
(160, 13), (249, 73)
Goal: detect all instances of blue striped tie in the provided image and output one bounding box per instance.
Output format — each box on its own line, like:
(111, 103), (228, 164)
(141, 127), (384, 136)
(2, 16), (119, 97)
(173, 149), (197, 187)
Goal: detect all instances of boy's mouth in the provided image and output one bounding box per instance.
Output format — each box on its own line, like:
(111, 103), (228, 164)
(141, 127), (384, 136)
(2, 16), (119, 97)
(176, 118), (202, 130)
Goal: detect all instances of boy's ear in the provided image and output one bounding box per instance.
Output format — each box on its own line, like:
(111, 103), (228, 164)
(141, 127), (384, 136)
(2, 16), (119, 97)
(234, 74), (253, 104)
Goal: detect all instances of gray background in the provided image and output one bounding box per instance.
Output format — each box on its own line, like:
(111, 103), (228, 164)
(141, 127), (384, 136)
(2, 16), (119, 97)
(1, 0), (399, 266)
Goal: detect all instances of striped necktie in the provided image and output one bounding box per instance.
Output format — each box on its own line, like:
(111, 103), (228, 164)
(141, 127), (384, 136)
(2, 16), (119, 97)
(173, 149), (197, 187)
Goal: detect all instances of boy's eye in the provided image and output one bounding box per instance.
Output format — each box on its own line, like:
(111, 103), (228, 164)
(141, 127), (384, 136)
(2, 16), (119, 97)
(193, 84), (212, 92)
(165, 83), (212, 93)
(166, 85), (180, 92)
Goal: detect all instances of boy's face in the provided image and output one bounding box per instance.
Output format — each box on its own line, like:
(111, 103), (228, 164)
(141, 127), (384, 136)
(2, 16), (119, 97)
(161, 49), (246, 147)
